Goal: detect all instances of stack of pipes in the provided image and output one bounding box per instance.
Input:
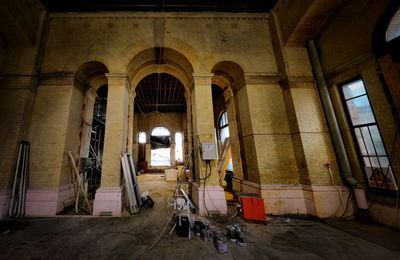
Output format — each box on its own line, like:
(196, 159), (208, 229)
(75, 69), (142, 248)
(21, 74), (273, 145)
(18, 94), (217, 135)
(9, 141), (30, 218)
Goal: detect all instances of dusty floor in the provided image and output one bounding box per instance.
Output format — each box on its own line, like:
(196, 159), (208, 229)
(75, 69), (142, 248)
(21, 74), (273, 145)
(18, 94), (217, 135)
(1, 174), (400, 259)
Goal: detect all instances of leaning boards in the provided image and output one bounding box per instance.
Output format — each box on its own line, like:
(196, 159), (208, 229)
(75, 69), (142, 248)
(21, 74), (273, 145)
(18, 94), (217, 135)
(121, 153), (141, 214)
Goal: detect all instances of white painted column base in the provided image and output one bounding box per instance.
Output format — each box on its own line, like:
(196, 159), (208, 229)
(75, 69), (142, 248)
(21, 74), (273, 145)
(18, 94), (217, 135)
(191, 182), (227, 216)
(0, 189), (11, 219)
(25, 184), (75, 217)
(93, 187), (123, 216)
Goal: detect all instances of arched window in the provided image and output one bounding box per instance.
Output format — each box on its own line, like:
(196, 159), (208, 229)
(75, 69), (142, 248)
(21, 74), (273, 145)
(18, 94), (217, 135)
(151, 127), (170, 136)
(386, 8), (400, 42)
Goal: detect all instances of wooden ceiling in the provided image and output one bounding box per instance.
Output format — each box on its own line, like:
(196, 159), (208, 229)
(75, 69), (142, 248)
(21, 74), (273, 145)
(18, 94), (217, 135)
(40, 0), (278, 13)
(135, 73), (186, 113)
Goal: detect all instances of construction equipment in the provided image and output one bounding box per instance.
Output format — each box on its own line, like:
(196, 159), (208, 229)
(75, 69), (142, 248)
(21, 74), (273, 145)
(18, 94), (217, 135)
(121, 153), (142, 214)
(68, 151), (92, 214)
(9, 141), (30, 218)
(217, 138), (231, 185)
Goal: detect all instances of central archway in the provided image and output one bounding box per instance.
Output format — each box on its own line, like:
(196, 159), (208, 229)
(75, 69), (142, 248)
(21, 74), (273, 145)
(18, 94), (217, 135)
(127, 47), (194, 173)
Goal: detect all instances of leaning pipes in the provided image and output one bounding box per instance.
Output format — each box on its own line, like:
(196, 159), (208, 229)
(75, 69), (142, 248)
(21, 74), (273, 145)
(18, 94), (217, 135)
(9, 141), (30, 218)
(307, 39), (369, 212)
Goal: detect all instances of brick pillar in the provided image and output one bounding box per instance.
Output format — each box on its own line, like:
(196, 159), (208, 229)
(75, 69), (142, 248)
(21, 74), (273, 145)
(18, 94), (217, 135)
(170, 134), (176, 167)
(127, 92), (135, 155)
(0, 77), (36, 218)
(191, 73), (227, 215)
(26, 76), (82, 216)
(93, 74), (129, 216)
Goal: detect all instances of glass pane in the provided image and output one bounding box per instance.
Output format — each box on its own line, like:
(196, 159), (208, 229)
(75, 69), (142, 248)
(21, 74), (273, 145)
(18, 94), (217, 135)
(346, 96), (375, 125)
(151, 148), (171, 166)
(364, 156), (398, 190)
(355, 128), (368, 155)
(360, 127), (378, 156)
(138, 132), (146, 144)
(175, 132), (183, 161)
(151, 127), (170, 136)
(369, 125), (386, 156)
(342, 80), (366, 99)
(220, 126), (230, 144)
(220, 112), (228, 127)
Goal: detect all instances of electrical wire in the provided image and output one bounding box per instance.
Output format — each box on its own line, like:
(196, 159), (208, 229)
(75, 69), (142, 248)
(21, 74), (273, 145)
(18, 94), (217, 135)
(138, 209), (175, 259)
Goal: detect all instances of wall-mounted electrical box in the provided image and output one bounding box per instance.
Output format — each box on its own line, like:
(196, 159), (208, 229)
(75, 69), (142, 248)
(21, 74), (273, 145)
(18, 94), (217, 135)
(201, 143), (217, 160)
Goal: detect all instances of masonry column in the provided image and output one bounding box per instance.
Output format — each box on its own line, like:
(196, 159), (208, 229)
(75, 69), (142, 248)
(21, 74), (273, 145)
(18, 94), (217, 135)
(93, 74), (129, 216)
(0, 77), (36, 218)
(27, 76), (83, 216)
(127, 92), (136, 155)
(191, 73), (227, 215)
(145, 134), (151, 168)
(170, 134), (176, 168)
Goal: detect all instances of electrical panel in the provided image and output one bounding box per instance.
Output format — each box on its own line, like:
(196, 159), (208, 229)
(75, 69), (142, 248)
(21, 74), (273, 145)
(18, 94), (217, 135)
(201, 143), (217, 160)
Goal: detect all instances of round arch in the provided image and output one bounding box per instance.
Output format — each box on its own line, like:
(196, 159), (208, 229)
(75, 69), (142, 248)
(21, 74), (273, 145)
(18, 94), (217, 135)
(119, 36), (203, 73)
(210, 60), (246, 182)
(211, 61), (246, 92)
(75, 60), (109, 90)
(127, 47), (194, 94)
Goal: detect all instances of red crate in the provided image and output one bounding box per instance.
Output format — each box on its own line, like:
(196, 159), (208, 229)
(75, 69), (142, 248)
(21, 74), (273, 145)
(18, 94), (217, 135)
(239, 194), (266, 222)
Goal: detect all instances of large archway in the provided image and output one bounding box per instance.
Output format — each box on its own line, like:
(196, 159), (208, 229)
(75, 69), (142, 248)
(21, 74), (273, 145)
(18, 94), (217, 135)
(211, 61), (247, 191)
(126, 47), (194, 177)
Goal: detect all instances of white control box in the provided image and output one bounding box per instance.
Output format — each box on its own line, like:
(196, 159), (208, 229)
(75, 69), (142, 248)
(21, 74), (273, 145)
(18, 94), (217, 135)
(201, 143), (217, 160)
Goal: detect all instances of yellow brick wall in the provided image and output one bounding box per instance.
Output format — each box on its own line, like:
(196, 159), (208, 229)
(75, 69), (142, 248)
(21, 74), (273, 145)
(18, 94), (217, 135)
(59, 85), (84, 186)
(101, 83), (129, 188)
(0, 87), (35, 188)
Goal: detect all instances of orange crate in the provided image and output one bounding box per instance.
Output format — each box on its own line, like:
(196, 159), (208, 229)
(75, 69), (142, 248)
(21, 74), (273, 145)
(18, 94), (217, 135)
(239, 193), (266, 222)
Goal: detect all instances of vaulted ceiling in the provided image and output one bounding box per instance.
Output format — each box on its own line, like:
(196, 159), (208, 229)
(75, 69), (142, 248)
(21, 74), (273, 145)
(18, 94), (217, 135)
(134, 73), (186, 113)
(40, 0), (278, 13)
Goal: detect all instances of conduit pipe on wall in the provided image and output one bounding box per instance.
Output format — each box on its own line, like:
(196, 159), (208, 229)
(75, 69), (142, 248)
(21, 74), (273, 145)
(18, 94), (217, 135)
(307, 39), (368, 211)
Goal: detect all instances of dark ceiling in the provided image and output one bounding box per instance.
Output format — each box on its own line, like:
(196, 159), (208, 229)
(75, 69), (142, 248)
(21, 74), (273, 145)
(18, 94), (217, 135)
(135, 73), (186, 113)
(40, 0), (278, 13)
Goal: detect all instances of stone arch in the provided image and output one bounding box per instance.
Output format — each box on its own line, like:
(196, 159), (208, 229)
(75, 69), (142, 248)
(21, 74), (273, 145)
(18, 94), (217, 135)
(119, 36), (203, 73)
(75, 60), (109, 90)
(211, 61), (246, 183)
(63, 48), (118, 75)
(127, 47), (194, 91)
(127, 47), (195, 172)
(74, 61), (110, 190)
(211, 61), (246, 92)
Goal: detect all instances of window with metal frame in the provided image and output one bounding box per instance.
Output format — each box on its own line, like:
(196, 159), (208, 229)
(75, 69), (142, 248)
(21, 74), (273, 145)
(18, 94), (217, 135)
(219, 111), (230, 145)
(341, 79), (398, 191)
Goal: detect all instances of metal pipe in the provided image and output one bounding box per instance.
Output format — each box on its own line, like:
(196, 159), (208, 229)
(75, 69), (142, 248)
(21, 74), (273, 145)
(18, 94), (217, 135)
(9, 143), (23, 217)
(307, 40), (368, 210)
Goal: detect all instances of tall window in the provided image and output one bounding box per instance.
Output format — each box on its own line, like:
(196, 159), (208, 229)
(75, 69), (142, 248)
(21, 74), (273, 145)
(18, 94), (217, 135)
(341, 79), (397, 191)
(386, 7), (400, 42)
(219, 111), (230, 145)
(175, 132), (183, 162)
(138, 132), (146, 144)
(218, 111), (233, 171)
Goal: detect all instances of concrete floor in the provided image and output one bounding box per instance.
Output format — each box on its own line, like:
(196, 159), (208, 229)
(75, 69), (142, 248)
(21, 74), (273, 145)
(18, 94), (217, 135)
(1, 174), (400, 259)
